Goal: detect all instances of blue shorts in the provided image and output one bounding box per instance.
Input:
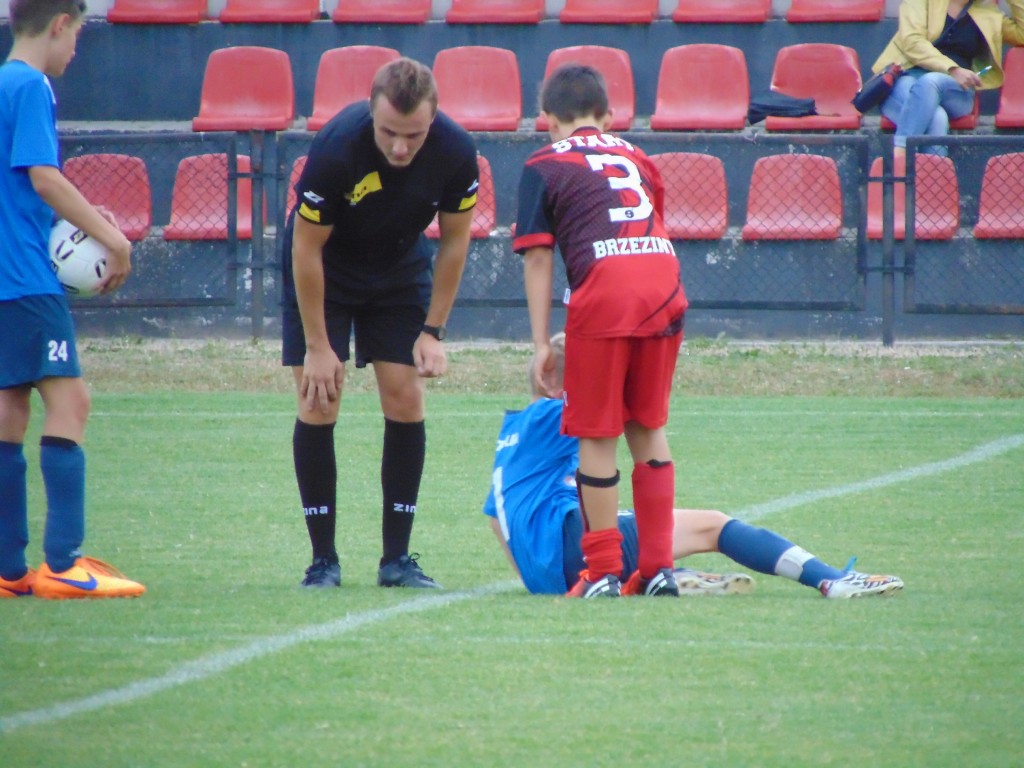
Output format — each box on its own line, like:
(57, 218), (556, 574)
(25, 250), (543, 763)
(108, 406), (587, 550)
(0, 294), (81, 388)
(561, 508), (640, 590)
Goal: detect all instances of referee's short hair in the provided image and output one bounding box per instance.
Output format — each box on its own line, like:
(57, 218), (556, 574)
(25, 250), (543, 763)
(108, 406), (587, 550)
(539, 64), (609, 124)
(371, 57), (439, 117)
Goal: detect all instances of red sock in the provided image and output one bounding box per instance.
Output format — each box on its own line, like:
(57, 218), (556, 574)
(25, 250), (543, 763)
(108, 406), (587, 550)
(581, 528), (624, 580)
(633, 461), (675, 578)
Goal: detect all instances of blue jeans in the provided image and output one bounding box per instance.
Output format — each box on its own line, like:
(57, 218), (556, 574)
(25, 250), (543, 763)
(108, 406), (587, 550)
(880, 68), (975, 156)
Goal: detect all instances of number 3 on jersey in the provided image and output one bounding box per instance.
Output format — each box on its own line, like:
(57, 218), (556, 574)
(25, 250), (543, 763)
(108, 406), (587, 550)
(586, 154), (653, 223)
(48, 339), (69, 362)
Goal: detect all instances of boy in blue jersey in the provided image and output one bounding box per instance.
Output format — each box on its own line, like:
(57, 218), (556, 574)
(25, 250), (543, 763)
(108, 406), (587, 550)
(483, 334), (904, 599)
(0, 0), (144, 599)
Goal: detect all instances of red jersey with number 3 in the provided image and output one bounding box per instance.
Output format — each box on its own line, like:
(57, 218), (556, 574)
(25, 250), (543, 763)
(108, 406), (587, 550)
(513, 127), (687, 338)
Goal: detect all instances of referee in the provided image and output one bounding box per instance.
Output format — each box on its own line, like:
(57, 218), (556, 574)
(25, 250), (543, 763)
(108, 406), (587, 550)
(280, 57), (479, 589)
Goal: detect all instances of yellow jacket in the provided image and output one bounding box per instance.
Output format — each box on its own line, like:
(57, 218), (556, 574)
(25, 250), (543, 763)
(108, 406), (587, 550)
(872, 0), (1024, 89)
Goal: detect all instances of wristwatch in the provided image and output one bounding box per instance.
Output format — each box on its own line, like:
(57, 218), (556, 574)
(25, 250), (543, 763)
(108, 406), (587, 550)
(421, 324), (447, 341)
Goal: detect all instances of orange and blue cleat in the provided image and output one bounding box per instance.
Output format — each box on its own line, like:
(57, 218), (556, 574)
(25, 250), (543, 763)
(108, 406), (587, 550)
(0, 568), (36, 598)
(33, 556), (145, 600)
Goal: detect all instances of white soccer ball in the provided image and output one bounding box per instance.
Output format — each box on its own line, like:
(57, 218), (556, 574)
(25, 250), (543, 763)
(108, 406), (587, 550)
(49, 220), (108, 298)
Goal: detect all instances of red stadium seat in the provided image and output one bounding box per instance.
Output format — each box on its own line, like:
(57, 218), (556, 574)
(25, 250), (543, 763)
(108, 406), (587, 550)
(974, 152), (1024, 238)
(995, 47), (1024, 129)
(559, 0), (658, 23)
(446, 0), (544, 23)
(880, 94), (980, 131)
(536, 46), (635, 131)
(650, 45), (749, 131)
(786, 0), (884, 22)
(284, 155), (308, 220)
(867, 155), (959, 241)
(434, 47), (522, 131)
(331, 0), (430, 23)
(671, 0), (769, 23)
(164, 154), (256, 241)
(192, 47), (294, 132)
(63, 154), (152, 242)
(650, 153), (728, 240)
(742, 154), (843, 240)
(307, 46), (401, 131)
(107, 0), (206, 23)
(219, 0), (319, 23)
(765, 44), (862, 131)
(425, 155), (496, 240)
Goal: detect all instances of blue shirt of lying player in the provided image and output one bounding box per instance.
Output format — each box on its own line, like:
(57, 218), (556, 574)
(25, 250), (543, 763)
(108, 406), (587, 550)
(483, 398), (584, 595)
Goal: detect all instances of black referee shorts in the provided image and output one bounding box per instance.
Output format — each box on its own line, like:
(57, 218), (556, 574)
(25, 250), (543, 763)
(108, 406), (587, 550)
(281, 288), (427, 369)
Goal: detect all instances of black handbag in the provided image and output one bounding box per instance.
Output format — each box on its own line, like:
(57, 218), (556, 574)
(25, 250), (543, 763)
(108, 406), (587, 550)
(852, 63), (903, 113)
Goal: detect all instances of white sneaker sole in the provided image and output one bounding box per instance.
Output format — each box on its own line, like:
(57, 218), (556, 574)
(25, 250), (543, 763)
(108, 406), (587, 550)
(674, 570), (756, 595)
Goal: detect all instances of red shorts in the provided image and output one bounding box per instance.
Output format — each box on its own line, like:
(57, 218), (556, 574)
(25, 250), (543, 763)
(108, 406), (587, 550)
(561, 332), (683, 438)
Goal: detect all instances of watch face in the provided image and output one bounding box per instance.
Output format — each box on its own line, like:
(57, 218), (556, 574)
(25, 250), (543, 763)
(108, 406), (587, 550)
(424, 324), (446, 340)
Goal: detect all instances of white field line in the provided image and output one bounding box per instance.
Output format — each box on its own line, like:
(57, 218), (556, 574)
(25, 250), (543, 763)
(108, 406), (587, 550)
(0, 582), (519, 735)
(737, 433), (1024, 523)
(1, 433), (1021, 736)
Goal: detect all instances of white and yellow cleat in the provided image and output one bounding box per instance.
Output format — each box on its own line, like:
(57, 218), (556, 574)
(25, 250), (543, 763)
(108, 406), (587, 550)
(33, 556), (145, 600)
(819, 571), (903, 599)
(673, 567), (755, 595)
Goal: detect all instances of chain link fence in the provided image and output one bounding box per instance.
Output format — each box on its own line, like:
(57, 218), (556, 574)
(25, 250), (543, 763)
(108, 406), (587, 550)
(59, 132), (246, 309)
(59, 130), (1024, 341)
(901, 135), (1024, 315)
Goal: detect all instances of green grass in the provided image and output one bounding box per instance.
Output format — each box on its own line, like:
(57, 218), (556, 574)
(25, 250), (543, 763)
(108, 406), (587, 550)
(1, 343), (1023, 767)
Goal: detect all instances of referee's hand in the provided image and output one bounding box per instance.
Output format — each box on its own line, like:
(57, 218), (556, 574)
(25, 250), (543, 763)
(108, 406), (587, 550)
(301, 347), (344, 414)
(414, 333), (447, 378)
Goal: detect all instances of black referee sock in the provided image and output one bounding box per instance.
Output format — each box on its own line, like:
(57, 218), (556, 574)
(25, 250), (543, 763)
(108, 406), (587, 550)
(380, 418), (425, 566)
(292, 420), (338, 562)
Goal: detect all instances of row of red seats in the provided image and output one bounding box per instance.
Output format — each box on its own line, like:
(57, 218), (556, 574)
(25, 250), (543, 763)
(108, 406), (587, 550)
(64, 153), (259, 241)
(660, 151), (1024, 242)
(191, 44), (1024, 134)
(64, 150), (1024, 244)
(106, 0), (885, 25)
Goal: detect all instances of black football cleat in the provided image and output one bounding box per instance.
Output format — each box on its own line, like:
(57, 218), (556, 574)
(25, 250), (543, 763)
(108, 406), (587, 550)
(301, 556), (341, 588)
(377, 554), (441, 589)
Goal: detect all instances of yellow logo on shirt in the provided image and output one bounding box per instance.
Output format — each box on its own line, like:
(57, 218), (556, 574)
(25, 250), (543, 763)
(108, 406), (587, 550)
(345, 172), (383, 205)
(298, 203), (321, 223)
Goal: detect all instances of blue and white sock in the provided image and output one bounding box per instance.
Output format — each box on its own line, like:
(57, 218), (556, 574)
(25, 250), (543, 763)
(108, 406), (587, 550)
(718, 519), (844, 588)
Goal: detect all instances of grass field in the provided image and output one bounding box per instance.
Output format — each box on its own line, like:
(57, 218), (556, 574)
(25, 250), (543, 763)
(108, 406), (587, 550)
(1, 339), (1022, 767)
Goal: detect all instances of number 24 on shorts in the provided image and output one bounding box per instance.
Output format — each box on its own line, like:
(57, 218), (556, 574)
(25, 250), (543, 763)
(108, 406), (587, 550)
(48, 339), (70, 362)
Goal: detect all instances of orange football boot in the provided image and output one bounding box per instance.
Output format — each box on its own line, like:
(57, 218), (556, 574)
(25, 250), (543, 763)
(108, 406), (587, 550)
(0, 568), (36, 598)
(33, 556), (145, 599)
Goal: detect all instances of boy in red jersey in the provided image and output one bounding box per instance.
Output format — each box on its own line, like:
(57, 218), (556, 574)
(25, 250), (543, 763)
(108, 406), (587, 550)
(513, 64), (687, 597)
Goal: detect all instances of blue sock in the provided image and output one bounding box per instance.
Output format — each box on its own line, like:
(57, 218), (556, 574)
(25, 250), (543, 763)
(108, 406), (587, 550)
(718, 519), (844, 588)
(0, 441), (29, 579)
(40, 436), (86, 573)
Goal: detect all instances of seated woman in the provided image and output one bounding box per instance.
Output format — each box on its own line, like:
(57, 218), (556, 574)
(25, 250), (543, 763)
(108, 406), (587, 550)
(874, 0), (1024, 156)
